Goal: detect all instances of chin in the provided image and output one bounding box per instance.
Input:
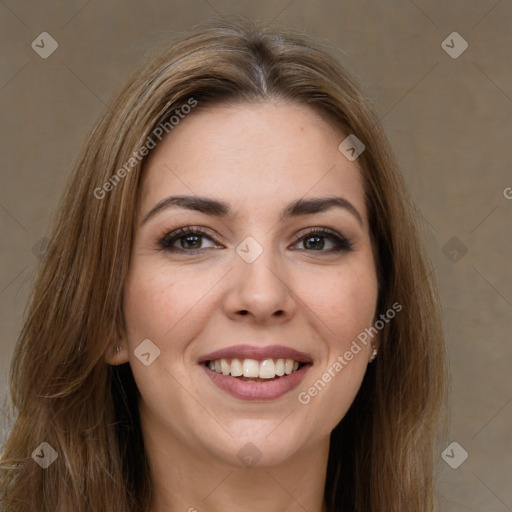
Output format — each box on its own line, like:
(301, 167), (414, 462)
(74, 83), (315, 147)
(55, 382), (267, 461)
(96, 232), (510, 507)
(200, 422), (310, 469)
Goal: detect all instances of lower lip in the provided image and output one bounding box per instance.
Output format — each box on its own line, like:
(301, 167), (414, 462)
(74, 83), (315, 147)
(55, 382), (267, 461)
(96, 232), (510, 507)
(201, 364), (311, 401)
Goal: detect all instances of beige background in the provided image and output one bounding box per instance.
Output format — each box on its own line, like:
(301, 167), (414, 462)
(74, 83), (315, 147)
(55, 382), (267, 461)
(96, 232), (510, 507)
(1, 1), (511, 510)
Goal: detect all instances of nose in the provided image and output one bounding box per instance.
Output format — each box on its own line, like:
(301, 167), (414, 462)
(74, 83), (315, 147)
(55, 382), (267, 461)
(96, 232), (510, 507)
(222, 244), (296, 324)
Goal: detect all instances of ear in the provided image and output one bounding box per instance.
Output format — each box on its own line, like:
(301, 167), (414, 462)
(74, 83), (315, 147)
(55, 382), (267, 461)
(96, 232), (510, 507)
(368, 332), (381, 363)
(104, 339), (130, 366)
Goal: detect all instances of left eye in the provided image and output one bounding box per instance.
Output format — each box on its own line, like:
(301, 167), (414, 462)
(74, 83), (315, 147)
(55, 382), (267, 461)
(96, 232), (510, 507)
(291, 228), (354, 252)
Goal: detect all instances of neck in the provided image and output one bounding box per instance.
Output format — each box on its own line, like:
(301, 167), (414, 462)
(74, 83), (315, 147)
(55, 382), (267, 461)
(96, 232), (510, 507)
(141, 410), (330, 512)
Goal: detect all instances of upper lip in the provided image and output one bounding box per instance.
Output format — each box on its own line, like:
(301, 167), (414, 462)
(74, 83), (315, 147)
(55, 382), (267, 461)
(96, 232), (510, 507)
(198, 344), (313, 364)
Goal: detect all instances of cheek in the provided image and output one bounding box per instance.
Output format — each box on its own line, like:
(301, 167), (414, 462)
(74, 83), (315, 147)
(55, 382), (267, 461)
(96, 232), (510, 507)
(121, 262), (208, 405)
(123, 266), (176, 342)
(122, 261), (225, 347)
(292, 266), (377, 440)
(293, 260), (378, 344)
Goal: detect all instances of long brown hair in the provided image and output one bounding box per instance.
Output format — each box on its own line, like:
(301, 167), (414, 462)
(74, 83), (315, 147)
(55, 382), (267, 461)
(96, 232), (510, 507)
(0, 16), (447, 511)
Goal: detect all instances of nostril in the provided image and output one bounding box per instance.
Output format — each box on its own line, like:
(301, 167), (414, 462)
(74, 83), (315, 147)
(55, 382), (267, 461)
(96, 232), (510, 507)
(239, 310), (249, 315)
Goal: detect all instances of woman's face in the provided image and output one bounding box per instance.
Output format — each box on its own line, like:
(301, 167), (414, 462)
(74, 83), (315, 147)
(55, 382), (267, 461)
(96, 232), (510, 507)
(117, 100), (379, 467)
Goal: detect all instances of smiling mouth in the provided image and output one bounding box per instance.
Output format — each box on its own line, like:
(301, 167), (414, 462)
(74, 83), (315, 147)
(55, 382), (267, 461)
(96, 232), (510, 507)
(204, 357), (310, 381)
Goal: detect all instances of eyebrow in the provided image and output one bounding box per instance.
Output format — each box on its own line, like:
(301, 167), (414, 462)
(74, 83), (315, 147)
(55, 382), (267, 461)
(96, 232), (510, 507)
(141, 194), (363, 226)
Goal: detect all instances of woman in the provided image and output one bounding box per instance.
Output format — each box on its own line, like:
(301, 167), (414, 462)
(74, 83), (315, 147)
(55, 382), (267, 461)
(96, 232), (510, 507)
(0, 17), (447, 512)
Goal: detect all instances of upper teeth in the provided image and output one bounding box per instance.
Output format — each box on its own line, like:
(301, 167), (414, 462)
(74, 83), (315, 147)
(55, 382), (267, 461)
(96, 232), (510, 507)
(207, 358), (300, 378)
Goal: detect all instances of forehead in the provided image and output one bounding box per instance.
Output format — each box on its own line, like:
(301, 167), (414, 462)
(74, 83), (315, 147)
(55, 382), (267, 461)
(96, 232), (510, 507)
(139, 101), (367, 223)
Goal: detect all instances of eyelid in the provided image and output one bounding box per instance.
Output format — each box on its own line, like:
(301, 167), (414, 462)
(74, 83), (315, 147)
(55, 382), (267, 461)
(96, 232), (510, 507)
(293, 226), (345, 240)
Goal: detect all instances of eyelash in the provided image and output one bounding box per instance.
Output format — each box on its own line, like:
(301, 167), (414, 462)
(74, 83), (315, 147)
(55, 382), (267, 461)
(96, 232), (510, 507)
(158, 225), (354, 254)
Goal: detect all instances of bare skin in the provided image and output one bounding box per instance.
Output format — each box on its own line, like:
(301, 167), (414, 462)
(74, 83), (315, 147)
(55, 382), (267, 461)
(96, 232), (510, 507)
(106, 100), (379, 512)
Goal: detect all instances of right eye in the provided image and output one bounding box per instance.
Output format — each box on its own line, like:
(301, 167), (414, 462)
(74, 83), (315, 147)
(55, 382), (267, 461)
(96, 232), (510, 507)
(159, 226), (223, 253)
